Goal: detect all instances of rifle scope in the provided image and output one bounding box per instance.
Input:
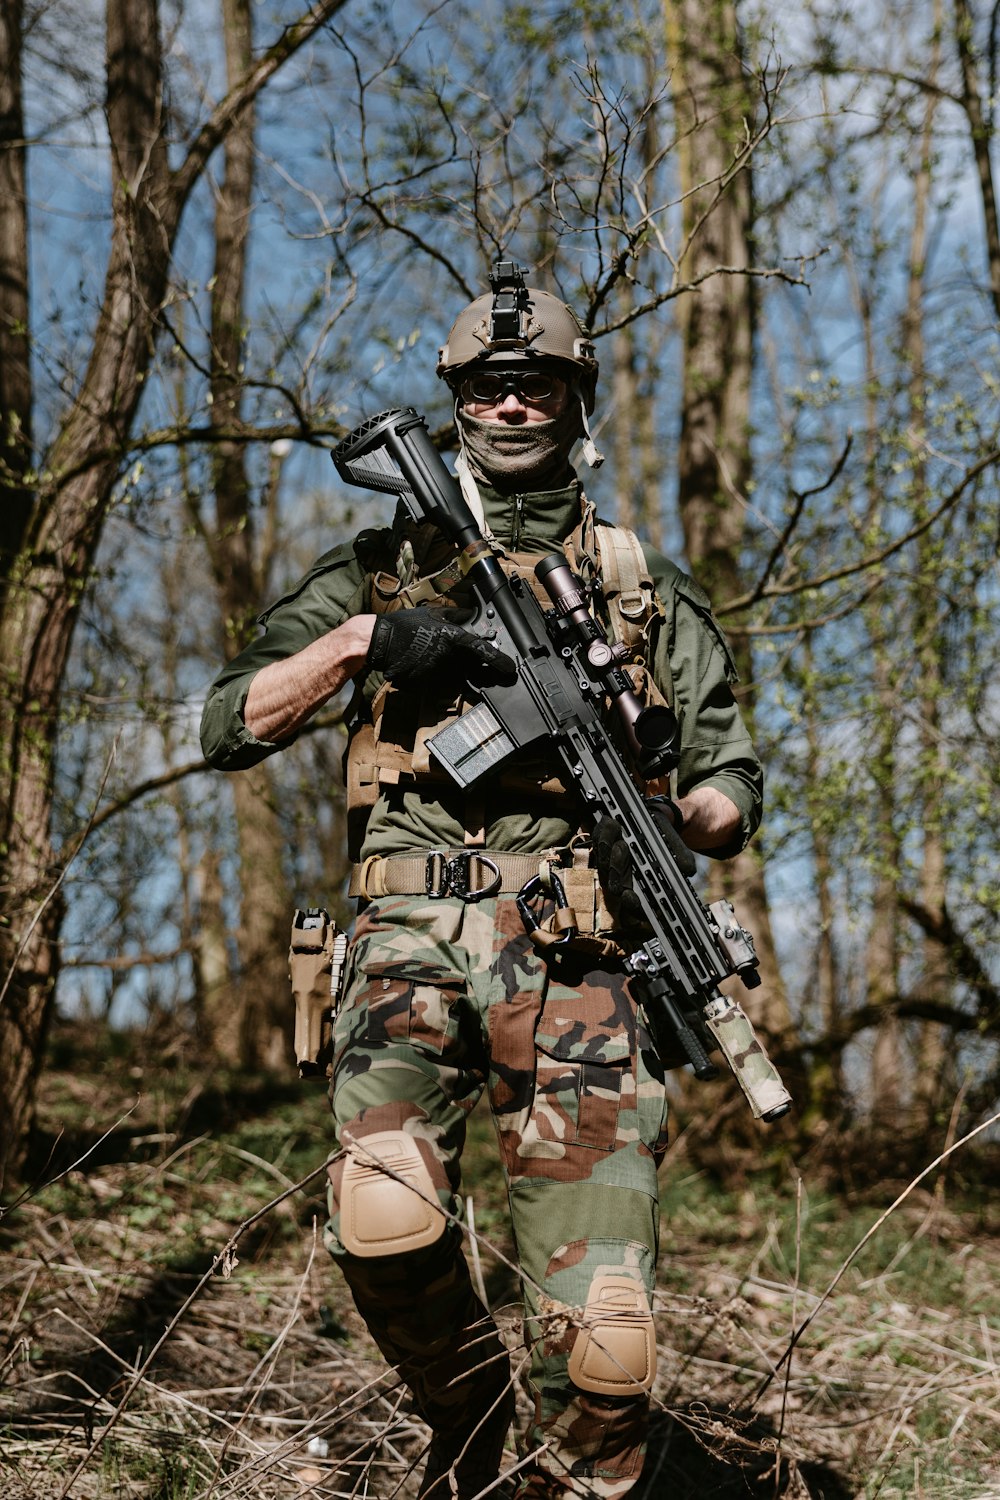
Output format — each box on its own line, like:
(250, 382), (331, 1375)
(534, 554), (679, 781)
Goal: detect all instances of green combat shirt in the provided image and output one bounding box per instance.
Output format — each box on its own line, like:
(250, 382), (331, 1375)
(200, 479), (763, 861)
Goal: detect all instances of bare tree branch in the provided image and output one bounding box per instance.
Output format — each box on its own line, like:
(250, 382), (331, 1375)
(719, 445), (1000, 615)
(171, 0), (352, 210)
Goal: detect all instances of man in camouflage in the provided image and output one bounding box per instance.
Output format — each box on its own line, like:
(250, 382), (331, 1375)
(201, 265), (763, 1500)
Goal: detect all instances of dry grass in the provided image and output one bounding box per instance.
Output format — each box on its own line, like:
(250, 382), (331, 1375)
(2, 1055), (999, 1500)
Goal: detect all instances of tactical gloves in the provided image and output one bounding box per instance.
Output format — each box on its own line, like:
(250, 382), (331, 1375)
(367, 606), (516, 686)
(594, 799), (696, 925)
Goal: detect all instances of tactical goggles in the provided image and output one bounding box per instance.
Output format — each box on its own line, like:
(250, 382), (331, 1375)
(461, 368), (565, 406)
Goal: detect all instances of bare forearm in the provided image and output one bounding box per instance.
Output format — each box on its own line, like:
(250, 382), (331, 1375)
(674, 786), (741, 850)
(243, 615), (376, 742)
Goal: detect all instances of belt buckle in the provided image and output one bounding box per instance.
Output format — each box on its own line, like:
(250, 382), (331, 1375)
(425, 850), (448, 898)
(425, 850), (502, 902)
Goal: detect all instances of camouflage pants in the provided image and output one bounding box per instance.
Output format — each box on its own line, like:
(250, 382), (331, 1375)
(325, 893), (669, 1499)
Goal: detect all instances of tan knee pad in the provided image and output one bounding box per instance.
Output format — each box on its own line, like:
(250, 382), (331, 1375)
(566, 1274), (656, 1396)
(337, 1129), (447, 1258)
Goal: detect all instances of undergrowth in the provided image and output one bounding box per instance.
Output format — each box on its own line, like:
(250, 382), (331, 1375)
(1, 1028), (998, 1499)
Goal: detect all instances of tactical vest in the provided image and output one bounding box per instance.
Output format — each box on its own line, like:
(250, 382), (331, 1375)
(344, 504), (673, 855)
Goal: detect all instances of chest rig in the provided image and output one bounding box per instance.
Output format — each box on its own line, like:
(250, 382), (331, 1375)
(343, 502), (671, 857)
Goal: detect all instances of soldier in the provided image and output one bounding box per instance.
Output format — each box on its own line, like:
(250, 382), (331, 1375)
(200, 264), (763, 1500)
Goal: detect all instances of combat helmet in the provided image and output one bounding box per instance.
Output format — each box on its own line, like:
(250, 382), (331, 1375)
(437, 260), (599, 414)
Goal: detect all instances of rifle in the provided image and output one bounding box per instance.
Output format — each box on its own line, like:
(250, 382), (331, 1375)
(333, 408), (791, 1123)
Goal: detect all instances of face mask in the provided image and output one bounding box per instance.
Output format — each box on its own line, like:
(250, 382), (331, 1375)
(458, 402), (583, 490)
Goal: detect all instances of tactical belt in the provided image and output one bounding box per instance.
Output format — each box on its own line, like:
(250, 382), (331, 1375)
(350, 849), (550, 903)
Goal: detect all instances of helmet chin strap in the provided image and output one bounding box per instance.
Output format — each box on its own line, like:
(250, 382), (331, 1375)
(579, 404), (604, 469)
(573, 381), (604, 469)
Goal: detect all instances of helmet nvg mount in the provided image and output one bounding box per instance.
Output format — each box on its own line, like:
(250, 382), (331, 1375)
(437, 260), (599, 415)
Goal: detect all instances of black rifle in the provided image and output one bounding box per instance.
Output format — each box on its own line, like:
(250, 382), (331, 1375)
(333, 408), (791, 1122)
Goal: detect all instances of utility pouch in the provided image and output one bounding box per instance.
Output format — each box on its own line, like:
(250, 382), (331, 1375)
(289, 908), (348, 1079)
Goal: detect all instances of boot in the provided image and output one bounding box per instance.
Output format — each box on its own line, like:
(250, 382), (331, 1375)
(508, 1467), (566, 1500)
(418, 1383), (516, 1500)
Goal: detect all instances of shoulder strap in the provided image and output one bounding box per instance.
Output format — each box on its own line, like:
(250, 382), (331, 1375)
(567, 515), (663, 661)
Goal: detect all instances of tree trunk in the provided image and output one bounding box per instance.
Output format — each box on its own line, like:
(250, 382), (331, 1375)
(0, 0), (348, 1181)
(953, 0), (1000, 316)
(229, 770), (292, 1069)
(905, 46), (956, 1127)
(0, 0), (31, 578)
(867, 856), (903, 1123)
(193, 845), (235, 1056)
(861, 352), (903, 1127)
(665, 0), (800, 1077)
(210, 0), (258, 652)
(613, 313), (640, 534)
(803, 640), (844, 1115)
(200, 0), (292, 1069)
(612, 74), (664, 545)
(0, 0), (175, 1185)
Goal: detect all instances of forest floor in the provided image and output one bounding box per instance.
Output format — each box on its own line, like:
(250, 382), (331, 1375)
(2, 1024), (1000, 1500)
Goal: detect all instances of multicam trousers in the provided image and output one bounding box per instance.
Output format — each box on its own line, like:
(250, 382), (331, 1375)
(324, 892), (670, 1499)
